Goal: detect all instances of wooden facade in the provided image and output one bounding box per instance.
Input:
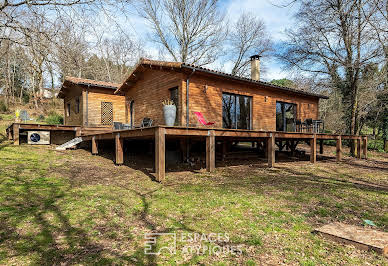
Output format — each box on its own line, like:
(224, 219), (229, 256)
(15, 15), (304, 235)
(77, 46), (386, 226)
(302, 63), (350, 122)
(58, 77), (126, 127)
(117, 59), (326, 131)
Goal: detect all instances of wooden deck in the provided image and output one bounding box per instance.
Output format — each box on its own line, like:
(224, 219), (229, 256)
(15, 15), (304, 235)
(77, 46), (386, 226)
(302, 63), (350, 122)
(80, 126), (368, 182)
(6, 123), (368, 182)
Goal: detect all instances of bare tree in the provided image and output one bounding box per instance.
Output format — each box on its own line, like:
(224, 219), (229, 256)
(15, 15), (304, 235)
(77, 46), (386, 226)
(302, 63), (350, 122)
(227, 12), (272, 77)
(136, 0), (226, 65)
(277, 0), (383, 142)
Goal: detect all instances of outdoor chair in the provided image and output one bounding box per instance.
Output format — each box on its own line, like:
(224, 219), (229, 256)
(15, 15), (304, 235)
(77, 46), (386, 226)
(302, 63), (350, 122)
(194, 112), (215, 126)
(140, 117), (153, 127)
(113, 122), (123, 130)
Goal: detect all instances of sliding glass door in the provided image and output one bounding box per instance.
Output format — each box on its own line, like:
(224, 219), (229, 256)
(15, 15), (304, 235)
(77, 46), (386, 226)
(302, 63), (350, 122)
(276, 101), (297, 132)
(222, 93), (252, 129)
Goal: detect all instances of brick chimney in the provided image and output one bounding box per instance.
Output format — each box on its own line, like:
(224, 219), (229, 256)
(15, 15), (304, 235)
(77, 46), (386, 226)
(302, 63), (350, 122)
(250, 55), (261, 81)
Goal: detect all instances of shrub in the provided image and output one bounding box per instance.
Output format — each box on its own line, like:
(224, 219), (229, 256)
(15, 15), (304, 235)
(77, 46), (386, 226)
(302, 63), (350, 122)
(45, 112), (63, 125)
(0, 100), (8, 112)
(36, 114), (45, 122)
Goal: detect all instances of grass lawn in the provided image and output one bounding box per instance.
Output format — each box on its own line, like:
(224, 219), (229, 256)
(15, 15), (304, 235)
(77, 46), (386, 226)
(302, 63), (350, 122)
(0, 115), (387, 265)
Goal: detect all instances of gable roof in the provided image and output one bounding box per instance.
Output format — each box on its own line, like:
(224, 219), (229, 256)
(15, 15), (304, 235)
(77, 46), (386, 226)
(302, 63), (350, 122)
(58, 77), (121, 98)
(116, 58), (329, 99)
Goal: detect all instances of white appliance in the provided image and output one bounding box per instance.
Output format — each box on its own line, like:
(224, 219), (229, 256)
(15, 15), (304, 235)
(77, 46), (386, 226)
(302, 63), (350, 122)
(28, 131), (50, 145)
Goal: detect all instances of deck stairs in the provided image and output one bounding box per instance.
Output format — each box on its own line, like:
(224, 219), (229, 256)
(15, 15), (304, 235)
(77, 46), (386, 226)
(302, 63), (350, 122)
(56, 137), (83, 150)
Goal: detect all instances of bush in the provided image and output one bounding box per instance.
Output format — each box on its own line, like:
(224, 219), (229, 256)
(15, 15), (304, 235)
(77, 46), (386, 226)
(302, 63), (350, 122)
(36, 114), (45, 122)
(45, 112), (63, 125)
(0, 100), (8, 112)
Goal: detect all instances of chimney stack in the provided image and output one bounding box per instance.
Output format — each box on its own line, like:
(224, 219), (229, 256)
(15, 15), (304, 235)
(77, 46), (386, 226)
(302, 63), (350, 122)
(250, 55), (261, 81)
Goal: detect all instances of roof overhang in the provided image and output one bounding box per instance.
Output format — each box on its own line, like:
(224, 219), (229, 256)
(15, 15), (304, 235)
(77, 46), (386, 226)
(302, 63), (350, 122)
(58, 77), (121, 99)
(115, 58), (329, 99)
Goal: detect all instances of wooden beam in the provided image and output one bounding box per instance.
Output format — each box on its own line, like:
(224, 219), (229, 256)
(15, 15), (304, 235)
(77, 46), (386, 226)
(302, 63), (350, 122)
(362, 137), (368, 159)
(7, 128), (12, 140)
(92, 136), (98, 155)
(310, 135), (317, 163)
(155, 127), (166, 182)
(115, 134), (124, 165)
(319, 139), (324, 154)
(336, 136), (342, 162)
(13, 124), (19, 145)
(206, 130), (216, 172)
(267, 133), (275, 167)
(357, 138), (362, 159)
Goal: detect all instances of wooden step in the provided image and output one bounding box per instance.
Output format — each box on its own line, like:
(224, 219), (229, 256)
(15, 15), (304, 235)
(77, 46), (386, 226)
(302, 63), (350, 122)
(314, 222), (388, 256)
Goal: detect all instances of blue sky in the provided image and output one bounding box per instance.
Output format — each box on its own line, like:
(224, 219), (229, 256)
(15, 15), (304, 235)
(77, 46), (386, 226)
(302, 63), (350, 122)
(110, 0), (298, 81)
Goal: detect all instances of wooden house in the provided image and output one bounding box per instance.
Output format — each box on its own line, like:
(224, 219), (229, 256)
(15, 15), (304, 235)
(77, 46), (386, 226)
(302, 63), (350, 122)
(116, 57), (328, 132)
(58, 77), (126, 127)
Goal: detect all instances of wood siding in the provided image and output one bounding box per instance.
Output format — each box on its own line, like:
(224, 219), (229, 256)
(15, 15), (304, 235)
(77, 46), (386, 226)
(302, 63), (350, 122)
(63, 86), (83, 126)
(63, 85), (125, 126)
(181, 72), (319, 131)
(125, 69), (184, 127)
(86, 87), (126, 127)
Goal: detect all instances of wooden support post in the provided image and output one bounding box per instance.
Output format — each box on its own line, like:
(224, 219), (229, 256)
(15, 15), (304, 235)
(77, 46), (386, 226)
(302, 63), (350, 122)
(267, 133), (275, 167)
(319, 140), (324, 154)
(356, 138), (361, 159)
(91, 136), (98, 155)
(336, 136), (342, 162)
(310, 135), (317, 163)
(155, 127), (166, 182)
(13, 124), (19, 145)
(264, 139), (268, 159)
(115, 134), (124, 165)
(362, 137), (368, 159)
(206, 130), (215, 172)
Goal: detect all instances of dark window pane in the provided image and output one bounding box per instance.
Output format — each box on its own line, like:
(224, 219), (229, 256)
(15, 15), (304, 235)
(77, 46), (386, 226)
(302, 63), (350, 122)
(237, 96), (251, 129)
(276, 101), (296, 132)
(222, 94), (236, 128)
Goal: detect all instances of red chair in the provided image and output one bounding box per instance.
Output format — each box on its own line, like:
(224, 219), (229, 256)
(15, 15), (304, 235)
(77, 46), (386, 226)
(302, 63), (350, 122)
(194, 112), (215, 126)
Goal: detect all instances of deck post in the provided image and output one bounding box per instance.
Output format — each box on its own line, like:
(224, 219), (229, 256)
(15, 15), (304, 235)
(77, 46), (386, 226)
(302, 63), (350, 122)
(13, 124), (19, 145)
(91, 136), (98, 155)
(155, 127), (166, 182)
(356, 137), (362, 159)
(115, 134), (124, 165)
(206, 130), (215, 172)
(336, 136), (342, 162)
(267, 133), (275, 167)
(319, 139), (324, 154)
(362, 136), (368, 159)
(310, 135), (317, 163)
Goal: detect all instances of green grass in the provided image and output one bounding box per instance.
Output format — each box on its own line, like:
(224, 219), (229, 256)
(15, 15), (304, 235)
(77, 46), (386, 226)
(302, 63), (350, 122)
(0, 115), (387, 264)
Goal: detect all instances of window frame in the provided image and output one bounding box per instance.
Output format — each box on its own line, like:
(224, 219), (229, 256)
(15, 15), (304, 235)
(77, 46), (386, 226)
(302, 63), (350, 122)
(66, 103), (71, 117)
(222, 92), (252, 130)
(276, 101), (297, 132)
(75, 97), (80, 114)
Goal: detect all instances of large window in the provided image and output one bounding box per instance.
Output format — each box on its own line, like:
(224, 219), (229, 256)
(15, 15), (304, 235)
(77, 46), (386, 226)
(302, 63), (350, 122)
(276, 101), (297, 132)
(222, 93), (252, 129)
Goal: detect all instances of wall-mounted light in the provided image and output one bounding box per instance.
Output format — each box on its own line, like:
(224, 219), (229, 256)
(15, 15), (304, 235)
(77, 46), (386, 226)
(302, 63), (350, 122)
(264, 96), (268, 102)
(203, 84), (208, 93)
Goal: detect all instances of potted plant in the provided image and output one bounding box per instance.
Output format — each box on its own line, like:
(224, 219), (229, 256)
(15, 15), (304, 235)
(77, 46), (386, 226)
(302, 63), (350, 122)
(162, 99), (176, 126)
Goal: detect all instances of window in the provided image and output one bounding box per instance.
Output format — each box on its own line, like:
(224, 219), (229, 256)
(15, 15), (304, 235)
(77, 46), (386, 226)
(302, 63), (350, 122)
(101, 102), (113, 125)
(169, 87), (178, 106)
(222, 93), (252, 129)
(276, 101), (297, 132)
(66, 103), (70, 117)
(75, 97), (80, 114)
